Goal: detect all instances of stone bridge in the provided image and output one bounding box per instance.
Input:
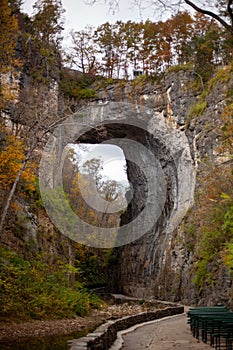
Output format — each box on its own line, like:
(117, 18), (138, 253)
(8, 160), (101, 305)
(40, 71), (197, 298)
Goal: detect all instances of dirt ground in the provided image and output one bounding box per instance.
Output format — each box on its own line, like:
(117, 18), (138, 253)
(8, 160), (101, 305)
(0, 303), (213, 350)
(0, 303), (160, 346)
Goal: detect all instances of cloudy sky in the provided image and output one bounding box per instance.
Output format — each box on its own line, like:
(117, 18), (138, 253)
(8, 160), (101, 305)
(74, 144), (128, 183)
(21, 0), (151, 184)
(22, 0), (163, 34)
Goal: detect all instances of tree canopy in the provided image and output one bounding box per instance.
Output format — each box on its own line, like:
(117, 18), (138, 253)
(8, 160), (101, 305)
(85, 0), (233, 35)
(69, 12), (232, 79)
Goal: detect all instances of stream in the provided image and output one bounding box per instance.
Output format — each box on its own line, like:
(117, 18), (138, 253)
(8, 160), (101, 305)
(0, 330), (88, 350)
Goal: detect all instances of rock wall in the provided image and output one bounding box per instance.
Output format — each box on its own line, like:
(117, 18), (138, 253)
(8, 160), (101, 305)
(5, 66), (231, 306)
(103, 70), (198, 298)
(47, 70), (196, 294)
(92, 68), (232, 306)
(68, 305), (184, 350)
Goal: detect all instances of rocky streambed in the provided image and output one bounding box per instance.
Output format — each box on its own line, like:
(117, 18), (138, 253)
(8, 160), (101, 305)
(0, 300), (168, 350)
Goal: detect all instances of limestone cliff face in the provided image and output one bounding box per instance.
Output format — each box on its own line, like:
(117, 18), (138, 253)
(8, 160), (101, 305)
(95, 70), (198, 298)
(93, 69), (232, 306)
(1, 68), (73, 267)
(5, 66), (231, 306)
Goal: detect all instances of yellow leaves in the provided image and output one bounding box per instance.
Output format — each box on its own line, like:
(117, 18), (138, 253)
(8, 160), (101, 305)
(0, 128), (36, 194)
(10, 201), (20, 212)
(75, 243), (86, 260)
(72, 172), (92, 197)
(69, 172), (99, 226)
(0, 70), (20, 106)
(218, 103), (233, 154)
(0, 0), (20, 71)
(220, 192), (231, 201)
(0, 0), (21, 109)
(221, 241), (233, 271)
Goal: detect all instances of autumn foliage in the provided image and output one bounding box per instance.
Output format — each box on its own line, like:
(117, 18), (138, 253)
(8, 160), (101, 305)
(0, 127), (36, 200)
(0, 0), (19, 72)
(184, 163), (233, 293)
(69, 11), (233, 79)
(0, 0), (21, 109)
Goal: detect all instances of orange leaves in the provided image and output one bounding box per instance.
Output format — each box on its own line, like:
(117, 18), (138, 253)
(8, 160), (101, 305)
(73, 11), (226, 78)
(0, 128), (36, 194)
(0, 0), (21, 109)
(199, 165), (232, 211)
(0, 0), (19, 70)
(69, 172), (99, 226)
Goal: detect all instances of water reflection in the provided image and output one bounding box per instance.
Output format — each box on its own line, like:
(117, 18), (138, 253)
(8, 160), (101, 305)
(0, 330), (87, 350)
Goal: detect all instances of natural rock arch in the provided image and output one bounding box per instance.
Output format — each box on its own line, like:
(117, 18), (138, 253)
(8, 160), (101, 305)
(40, 98), (196, 296)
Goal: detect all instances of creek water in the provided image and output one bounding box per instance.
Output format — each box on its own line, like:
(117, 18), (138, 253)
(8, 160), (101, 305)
(0, 330), (88, 350)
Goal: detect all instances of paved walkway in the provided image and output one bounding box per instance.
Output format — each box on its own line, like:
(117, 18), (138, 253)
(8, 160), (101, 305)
(116, 313), (212, 350)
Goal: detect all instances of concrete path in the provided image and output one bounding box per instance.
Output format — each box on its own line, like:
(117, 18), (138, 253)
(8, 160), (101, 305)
(114, 313), (212, 350)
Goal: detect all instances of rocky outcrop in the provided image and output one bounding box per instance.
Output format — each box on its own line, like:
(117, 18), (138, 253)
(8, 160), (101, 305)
(7, 66), (232, 307)
(99, 71), (198, 298)
(41, 70), (196, 250)
(81, 68), (232, 306)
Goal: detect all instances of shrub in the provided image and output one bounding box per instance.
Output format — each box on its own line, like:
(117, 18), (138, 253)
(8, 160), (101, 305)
(184, 165), (233, 292)
(0, 246), (103, 320)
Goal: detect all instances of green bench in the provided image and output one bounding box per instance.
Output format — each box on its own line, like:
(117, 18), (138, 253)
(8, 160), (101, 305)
(187, 306), (233, 350)
(209, 316), (233, 350)
(187, 306), (229, 338)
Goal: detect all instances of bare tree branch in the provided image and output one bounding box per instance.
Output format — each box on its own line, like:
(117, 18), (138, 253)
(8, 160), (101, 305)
(227, 0), (233, 25)
(85, 0), (233, 35)
(184, 0), (233, 34)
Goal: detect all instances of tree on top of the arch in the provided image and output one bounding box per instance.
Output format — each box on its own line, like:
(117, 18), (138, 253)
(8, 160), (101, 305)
(85, 0), (233, 36)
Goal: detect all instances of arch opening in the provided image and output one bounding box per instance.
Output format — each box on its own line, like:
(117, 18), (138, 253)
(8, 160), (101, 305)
(73, 122), (177, 235)
(62, 142), (131, 229)
(39, 101), (195, 249)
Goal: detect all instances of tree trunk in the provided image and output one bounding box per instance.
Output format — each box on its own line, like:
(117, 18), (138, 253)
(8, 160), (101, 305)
(0, 138), (37, 235)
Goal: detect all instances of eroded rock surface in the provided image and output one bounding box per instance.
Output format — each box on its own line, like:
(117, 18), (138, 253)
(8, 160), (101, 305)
(41, 68), (233, 306)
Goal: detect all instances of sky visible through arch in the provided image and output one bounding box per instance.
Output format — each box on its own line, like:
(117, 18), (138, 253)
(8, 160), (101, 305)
(72, 144), (129, 185)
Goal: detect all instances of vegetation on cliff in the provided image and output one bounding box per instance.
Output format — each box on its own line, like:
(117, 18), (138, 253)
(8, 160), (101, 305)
(68, 12), (233, 79)
(185, 164), (233, 292)
(0, 0), (233, 321)
(0, 0), (105, 321)
(183, 64), (233, 300)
